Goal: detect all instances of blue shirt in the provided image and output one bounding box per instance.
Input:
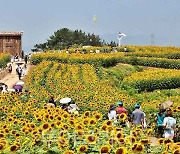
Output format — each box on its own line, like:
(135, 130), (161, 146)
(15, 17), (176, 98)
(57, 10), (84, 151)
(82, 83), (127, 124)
(156, 113), (165, 126)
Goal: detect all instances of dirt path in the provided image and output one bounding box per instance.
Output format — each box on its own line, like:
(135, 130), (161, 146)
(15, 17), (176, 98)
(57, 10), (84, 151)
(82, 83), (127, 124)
(0, 61), (31, 90)
(149, 137), (158, 146)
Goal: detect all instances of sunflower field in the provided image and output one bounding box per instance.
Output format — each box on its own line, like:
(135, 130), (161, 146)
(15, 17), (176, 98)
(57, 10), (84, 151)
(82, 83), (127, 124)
(0, 92), (180, 153)
(0, 46), (180, 153)
(30, 50), (180, 69)
(123, 68), (180, 92)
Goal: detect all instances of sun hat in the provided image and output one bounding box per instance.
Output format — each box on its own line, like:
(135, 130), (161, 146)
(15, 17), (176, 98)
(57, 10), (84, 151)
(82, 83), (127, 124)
(135, 103), (140, 108)
(60, 97), (71, 104)
(117, 101), (123, 105)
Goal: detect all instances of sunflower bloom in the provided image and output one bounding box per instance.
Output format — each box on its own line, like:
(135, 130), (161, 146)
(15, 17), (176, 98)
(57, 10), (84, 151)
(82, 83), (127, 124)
(58, 137), (68, 148)
(86, 135), (97, 144)
(10, 145), (17, 152)
(100, 145), (111, 154)
(114, 147), (128, 154)
(63, 150), (74, 154)
(77, 145), (88, 153)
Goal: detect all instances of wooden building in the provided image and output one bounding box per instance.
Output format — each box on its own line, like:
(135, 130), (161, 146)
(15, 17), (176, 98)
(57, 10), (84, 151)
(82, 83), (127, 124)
(0, 32), (23, 56)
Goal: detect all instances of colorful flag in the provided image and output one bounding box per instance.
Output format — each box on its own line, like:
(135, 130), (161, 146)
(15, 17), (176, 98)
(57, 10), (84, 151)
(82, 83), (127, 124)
(93, 15), (97, 22)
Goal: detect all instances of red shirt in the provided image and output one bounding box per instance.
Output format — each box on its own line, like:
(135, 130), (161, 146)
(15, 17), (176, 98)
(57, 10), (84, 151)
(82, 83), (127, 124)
(116, 107), (128, 115)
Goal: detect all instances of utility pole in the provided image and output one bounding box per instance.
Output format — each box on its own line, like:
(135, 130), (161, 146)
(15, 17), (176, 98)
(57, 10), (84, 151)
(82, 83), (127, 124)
(150, 33), (155, 46)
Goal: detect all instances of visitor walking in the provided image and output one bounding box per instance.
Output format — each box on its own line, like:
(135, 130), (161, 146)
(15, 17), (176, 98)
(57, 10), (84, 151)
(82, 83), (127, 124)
(24, 55), (28, 64)
(131, 104), (145, 126)
(17, 66), (22, 80)
(140, 106), (147, 128)
(116, 101), (128, 115)
(108, 104), (117, 120)
(155, 109), (166, 138)
(8, 64), (12, 74)
(116, 101), (129, 127)
(163, 109), (176, 139)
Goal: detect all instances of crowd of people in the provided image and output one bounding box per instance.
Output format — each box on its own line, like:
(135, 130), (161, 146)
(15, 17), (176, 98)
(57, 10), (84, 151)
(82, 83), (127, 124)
(108, 101), (177, 140)
(45, 96), (177, 141)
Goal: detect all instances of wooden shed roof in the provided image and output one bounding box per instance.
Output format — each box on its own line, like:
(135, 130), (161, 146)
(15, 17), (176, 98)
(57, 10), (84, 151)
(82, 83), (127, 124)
(0, 32), (23, 36)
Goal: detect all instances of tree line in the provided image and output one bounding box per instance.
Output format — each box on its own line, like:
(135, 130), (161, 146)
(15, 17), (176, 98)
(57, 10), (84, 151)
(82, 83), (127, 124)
(31, 28), (117, 52)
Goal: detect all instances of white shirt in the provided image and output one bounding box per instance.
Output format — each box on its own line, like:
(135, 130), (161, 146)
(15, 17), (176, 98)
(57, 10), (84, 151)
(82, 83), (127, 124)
(163, 117), (176, 134)
(108, 110), (117, 120)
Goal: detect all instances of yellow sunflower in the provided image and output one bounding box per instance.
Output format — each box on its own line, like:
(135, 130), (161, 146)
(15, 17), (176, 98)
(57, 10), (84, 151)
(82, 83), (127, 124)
(173, 148), (180, 154)
(117, 113), (127, 121)
(117, 138), (126, 146)
(58, 137), (68, 148)
(77, 144), (88, 153)
(158, 138), (164, 144)
(125, 136), (136, 144)
(0, 144), (4, 151)
(86, 135), (97, 144)
(100, 145), (111, 154)
(89, 118), (97, 126)
(84, 111), (91, 117)
(63, 150), (74, 154)
(76, 130), (84, 139)
(140, 139), (150, 145)
(9, 145), (18, 152)
(116, 132), (124, 139)
(41, 123), (50, 131)
(132, 143), (144, 152)
(164, 138), (173, 145)
(114, 147), (128, 154)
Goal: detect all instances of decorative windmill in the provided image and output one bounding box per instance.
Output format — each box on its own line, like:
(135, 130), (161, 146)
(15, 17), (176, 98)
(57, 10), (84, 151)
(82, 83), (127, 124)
(117, 32), (126, 47)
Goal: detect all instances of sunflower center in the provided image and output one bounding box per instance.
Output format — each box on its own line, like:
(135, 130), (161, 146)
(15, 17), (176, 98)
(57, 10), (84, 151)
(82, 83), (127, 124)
(101, 147), (109, 153)
(43, 124), (49, 129)
(80, 146), (86, 151)
(116, 148), (123, 154)
(88, 136), (95, 142)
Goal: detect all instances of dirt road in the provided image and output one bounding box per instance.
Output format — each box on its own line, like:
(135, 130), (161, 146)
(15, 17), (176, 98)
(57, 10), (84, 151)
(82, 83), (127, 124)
(0, 61), (31, 89)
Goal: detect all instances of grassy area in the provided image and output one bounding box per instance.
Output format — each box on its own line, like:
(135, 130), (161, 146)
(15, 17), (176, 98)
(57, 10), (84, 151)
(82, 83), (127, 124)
(102, 63), (144, 88)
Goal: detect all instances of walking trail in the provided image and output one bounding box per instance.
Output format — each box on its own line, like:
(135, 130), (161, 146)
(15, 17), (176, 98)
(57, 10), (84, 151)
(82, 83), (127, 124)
(0, 61), (31, 90)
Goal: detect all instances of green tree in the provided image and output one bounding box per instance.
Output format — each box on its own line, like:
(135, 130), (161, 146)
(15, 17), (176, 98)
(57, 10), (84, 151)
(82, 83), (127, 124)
(32, 28), (105, 51)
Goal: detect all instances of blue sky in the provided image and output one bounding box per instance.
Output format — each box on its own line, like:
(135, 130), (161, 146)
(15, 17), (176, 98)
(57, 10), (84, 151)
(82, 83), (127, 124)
(0, 0), (180, 52)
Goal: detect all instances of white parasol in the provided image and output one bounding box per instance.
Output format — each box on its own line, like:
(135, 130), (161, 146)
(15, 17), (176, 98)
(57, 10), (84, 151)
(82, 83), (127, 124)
(60, 97), (71, 104)
(16, 81), (25, 85)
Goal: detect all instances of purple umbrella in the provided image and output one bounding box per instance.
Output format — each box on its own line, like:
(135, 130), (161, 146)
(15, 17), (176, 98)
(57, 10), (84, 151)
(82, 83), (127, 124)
(13, 85), (23, 90)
